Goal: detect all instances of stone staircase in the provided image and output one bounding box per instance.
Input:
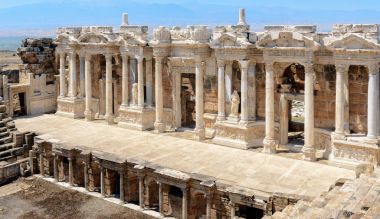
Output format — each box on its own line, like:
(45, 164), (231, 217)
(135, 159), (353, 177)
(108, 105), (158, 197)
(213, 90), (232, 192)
(265, 175), (380, 219)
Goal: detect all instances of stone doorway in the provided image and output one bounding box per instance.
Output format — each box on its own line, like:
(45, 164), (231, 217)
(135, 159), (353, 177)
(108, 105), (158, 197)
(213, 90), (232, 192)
(168, 186), (183, 218)
(180, 73), (196, 129)
(13, 92), (27, 117)
(146, 180), (159, 211)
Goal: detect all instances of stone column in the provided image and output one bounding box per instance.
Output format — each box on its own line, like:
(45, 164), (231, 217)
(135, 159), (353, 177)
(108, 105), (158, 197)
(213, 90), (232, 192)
(263, 62), (276, 154)
(121, 54), (129, 106)
(59, 53), (66, 97)
(2, 75), (8, 101)
(158, 182), (163, 214)
(138, 175), (144, 208)
(100, 166), (105, 197)
(68, 157), (73, 186)
(303, 63), (316, 161)
(119, 170), (125, 202)
(206, 193), (213, 219)
(279, 94), (289, 145)
(79, 56), (85, 98)
(68, 52), (77, 98)
(230, 202), (236, 218)
(137, 56), (145, 108)
(146, 58), (153, 107)
(335, 64), (348, 136)
(195, 59), (205, 140)
(182, 187), (188, 219)
(248, 63), (257, 121)
(53, 154), (58, 181)
(39, 152), (44, 176)
(84, 54), (93, 121)
(105, 54), (114, 124)
(240, 60), (249, 124)
(367, 63), (379, 139)
(225, 62), (233, 114)
(154, 57), (165, 133)
(29, 150), (34, 175)
(84, 163), (88, 190)
(217, 60), (226, 121)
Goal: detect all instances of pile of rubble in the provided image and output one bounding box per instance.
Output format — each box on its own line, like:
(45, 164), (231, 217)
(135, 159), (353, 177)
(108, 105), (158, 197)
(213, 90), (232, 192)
(266, 174), (380, 218)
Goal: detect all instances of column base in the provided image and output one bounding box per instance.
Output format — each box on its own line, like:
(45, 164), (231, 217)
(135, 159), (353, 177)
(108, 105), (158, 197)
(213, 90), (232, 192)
(332, 132), (346, 140)
(104, 114), (115, 125)
(216, 115), (226, 121)
(154, 122), (166, 133)
(302, 146), (316, 162)
(263, 138), (277, 154)
(84, 110), (94, 121)
(195, 128), (206, 141)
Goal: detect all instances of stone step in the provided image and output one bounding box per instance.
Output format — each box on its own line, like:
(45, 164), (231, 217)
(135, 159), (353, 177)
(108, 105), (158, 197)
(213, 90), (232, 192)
(0, 136), (13, 144)
(0, 127), (8, 133)
(6, 121), (15, 129)
(342, 180), (374, 215)
(0, 105), (6, 113)
(0, 131), (10, 138)
(0, 143), (14, 152)
(361, 193), (380, 219)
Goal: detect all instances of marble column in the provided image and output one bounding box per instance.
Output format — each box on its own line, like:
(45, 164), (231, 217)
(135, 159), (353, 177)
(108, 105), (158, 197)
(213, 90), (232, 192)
(100, 166), (105, 197)
(68, 52), (77, 98)
(39, 153), (44, 176)
(59, 53), (66, 97)
(240, 60), (249, 124)
(29, 150), (34, 175)
(68, 157), (73, 186)
(138, 175), (144, 208)
(84, 163), (88, 190)
(154, 57), (165, 133)
(84, 54), (93, 121)
(217, 60), (226, 121)
(158, 182), (163, 214)
(105, 54), (114, 124)
(137, 57), (145, 108)
(225, 62), (233, 114)
(195, 59), (205, 140)
(146, 58), (153, 107)
(335, 64), (348, 136)
(79, 56), (85, 98)
(182, 188), (188, 219)
(279, 94), (289, 145)
(53, 154), (58, 181)
(263, 62), (276, 154)
(2, 75), (8, 101)
(119, 171), (125, 202)
(121, 54), (129, 106)
(303, 63), (316, 161)
(367, 63), (379, 139)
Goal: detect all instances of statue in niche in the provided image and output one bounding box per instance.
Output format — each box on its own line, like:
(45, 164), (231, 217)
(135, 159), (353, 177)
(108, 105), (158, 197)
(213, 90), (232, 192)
(132, 83), (138, 106)
(230, 90), (240, 118)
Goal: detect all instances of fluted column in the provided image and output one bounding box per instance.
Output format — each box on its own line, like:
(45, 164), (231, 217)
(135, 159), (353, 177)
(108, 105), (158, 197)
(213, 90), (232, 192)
(68, 52), (77, 98)
(263, 61), (276, 154)
(59, 53), (66, 97)
(303, 63), (316, 161)
(240, 60), (249, 124)
(217, 60), (226, 121)
(146, 58), (153, 107)
(105, 54), (114, 124)
(137, 56), (145, 108)
(84, 54), (93, 121)
(121, 54), (129, 106)
(334, 64), (348, 137)
(154, 57), (165, 132)
(367, 63), (379, 139)
(195, 59), (205, 140)
(182, 187), (188, 219)
(79, 56), (85, 98)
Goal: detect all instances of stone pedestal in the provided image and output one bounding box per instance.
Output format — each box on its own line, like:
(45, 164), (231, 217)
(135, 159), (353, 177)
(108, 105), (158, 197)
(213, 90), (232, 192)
(56, 97), (85, 119)
(118, 106), (155, 131)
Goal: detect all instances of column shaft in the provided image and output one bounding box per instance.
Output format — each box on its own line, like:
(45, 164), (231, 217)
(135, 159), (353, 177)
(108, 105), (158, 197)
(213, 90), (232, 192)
(240, 60), (249, 123)
(59, 54), (66, 97)
(69, 53), (77, 98)
(368, 64), (379, 139)
(182, 188), (188, 219)
(79, 56), (85, 98)
(303, 64), (316, 161)
(121, 55), (129, 106)
(206, 194), (212, 219)
(335, 64), (347, 135)
(158, 182), (163, 214)
(105, 54), (114, 124)
(68, 157), (73, 186)
(84, 55), (93, 121)
(137, 57), (145, 107)
(217, 60), (226, 121)
(100, 166), (105, 197)
(249, 64), (257, 120)
(138, 176), (144, 208)
(263, 62), (276, 153)
(53, 155), (58, 181)
(2, 75), (8, 101)
(119, 171), (125, 202)
(146, 58), (153, 107)
(39, 153), (44, 176)
(195, 60), (205, 140)
(29, 150), (34, 175)
(84, 163), (88, 190)
(154, 57), (165, 132)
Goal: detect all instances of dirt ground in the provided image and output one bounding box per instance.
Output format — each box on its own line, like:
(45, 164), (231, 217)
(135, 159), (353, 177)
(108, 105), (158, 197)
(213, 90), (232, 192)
(0, 177), (156, 219)
(0, 51), (21, 71)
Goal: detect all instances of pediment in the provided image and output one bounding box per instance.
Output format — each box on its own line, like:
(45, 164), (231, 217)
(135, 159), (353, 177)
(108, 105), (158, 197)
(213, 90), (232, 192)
(211, 33), (250, 48)
(78, 33), (109, 44)
(327, 34), (380, 50)
(257, 32), (319, 49)
(118, 32), (147, 46)
(55, 33), (75, 44)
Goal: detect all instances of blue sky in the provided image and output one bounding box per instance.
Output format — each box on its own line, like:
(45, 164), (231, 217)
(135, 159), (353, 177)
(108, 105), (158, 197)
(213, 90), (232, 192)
(0, 0), (379, 36)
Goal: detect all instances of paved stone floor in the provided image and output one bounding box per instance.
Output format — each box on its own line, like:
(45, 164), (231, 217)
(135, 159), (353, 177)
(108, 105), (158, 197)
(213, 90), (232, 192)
(15, 114), (355, 199)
